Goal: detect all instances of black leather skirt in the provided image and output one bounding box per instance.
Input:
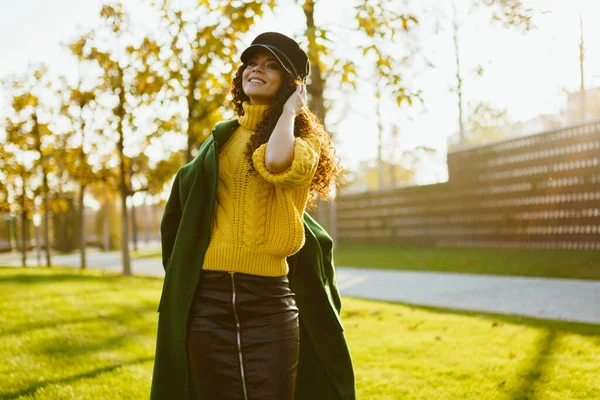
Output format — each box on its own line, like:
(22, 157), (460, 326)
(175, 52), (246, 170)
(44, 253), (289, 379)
(187, 270), (300, 400)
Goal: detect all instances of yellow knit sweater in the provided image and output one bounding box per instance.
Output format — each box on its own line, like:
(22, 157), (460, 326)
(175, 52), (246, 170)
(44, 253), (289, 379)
(202, 102), (321, 277)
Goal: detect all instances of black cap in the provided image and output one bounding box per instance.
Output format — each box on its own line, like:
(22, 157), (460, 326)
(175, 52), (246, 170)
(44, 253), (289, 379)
(240, 32), (310, 81)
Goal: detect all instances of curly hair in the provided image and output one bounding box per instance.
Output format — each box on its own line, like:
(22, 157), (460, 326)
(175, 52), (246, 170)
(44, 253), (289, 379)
(230, 63), (345, 208)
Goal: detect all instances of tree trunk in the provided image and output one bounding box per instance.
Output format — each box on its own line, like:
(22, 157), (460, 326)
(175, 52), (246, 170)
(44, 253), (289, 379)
(376, 90), (385, 189)
(131, 199), (138, 252)
(328, 184), (337, 244)
(103, 201), (110, 251)
(79, 107), (88, 268)
(20, 210), (27, 268)
(32, 112), (52, 266)
(452, 1), (465, 144)
(42, 172), (52, 267)
(35, 224), (41, 266)
(6, 218), (13, 251)
(390, 126), (399, 187)
(143, 194), (150, 244)
(303, 0), (326, 125)
(186, 68), (200, 163)
(79, 183), (87, 269)
(116, 67), (132, 276)
(20, 171), (28, 267)
(119, 188), (131, 276)
(303, 0), (338, 241)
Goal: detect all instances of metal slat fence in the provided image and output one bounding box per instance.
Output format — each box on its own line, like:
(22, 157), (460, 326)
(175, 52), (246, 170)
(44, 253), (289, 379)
(336, 120), (600, 249)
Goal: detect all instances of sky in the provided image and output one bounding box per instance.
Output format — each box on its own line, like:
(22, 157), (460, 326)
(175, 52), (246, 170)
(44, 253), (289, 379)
(1, 0), (599, 186)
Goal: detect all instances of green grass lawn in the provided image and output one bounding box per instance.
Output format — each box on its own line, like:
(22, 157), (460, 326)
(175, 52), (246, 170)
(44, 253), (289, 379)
(334, 242), (600, 280)
(0, 268), (600, 400)
(1, 267), (599, 399)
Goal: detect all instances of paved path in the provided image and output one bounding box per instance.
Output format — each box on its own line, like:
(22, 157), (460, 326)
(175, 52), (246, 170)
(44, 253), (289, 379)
(336, 267), (600, 324)
(3, 250), (599, 324)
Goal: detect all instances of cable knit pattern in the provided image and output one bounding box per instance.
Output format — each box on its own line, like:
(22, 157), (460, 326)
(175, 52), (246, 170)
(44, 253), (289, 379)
(202, 102), (320, 277)
(212, 140), (235, 242)
(252, 135), (320, 189)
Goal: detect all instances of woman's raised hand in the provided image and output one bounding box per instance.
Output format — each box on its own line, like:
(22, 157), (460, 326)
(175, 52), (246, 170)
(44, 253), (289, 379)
(283, 84), (307, 116)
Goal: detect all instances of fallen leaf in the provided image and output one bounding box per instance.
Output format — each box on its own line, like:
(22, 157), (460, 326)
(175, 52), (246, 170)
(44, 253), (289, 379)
(408, 321), (424, 331)
(498, 381), (506, 388)
(435, 336), (442, 341)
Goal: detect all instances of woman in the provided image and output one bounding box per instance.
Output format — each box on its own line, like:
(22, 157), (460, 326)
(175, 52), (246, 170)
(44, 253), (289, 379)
(151, 32), (355, 400)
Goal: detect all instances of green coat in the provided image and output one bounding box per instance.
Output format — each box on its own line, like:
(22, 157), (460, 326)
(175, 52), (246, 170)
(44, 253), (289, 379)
(150, 119), (356, 400)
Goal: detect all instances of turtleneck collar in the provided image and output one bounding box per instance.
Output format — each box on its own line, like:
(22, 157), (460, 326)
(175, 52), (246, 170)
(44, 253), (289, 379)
(238, 101), (269, 131)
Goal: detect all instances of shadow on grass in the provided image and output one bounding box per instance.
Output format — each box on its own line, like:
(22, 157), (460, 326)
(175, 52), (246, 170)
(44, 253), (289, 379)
(1, 301), (159, 338)
(26, 302), (158, 355)
(508, 329), (557, 400)
(348, 297), (597, 398)
(1, 316), (106, 338)
(0, 356), (154, 399)
(36, 331), (133, 358)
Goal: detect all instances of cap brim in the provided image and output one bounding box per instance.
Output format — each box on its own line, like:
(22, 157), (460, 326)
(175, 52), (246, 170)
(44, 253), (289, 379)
(240, 44), (295, 77)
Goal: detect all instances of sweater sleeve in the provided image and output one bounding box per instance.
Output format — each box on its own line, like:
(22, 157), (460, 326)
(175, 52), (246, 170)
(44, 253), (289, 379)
(252, 135), (321, 189)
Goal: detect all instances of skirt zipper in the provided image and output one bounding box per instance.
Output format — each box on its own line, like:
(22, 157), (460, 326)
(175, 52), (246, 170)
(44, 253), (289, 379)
(230, 272), (249, 400)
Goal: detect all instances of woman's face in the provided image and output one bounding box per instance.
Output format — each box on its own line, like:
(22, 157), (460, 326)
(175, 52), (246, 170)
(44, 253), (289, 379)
(242, 49), (285, 105)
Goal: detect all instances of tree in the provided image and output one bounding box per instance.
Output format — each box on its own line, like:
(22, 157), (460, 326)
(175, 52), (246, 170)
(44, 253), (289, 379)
(0, 144), (36, 266)
(363, 160), (415, 190)
(451, 0), (466, 143)
(68, 4), (166, 276)
(447, 0), (535, 144)
(482, 0), (535, 31)
(153, 0), (275, 162)
(3, 65), (55, 267)
(296, 0), (537, 161)
(578, 15), (585, 121)
(465, 101), (511, 145)
(355, 1), (421, 188)
(55, 73), (108, 269)
(297, 0), (425, 238)
(342, 143), (436, 193)
(127, 149), (184, 251)
(87, 178), (121, 251)
(0, 148), (9, 214)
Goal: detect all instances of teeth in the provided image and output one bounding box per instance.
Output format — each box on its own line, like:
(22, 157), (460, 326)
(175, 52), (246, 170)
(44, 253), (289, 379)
(250, 79), (264, 83)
